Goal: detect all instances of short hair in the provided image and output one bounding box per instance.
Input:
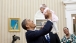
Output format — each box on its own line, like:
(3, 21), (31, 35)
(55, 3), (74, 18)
(21, 19), (27, 30)
(63, 27), (68, 29)
(40, 4), (47, 8)
(42, 4), (47, 7)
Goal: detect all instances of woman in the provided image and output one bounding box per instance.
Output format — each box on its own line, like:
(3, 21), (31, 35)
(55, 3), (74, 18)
(61, 27), (76, 43)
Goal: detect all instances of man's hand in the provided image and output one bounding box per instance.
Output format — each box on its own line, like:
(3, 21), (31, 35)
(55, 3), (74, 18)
(46, 10), (52, 20)
(43, 8), (52, 21)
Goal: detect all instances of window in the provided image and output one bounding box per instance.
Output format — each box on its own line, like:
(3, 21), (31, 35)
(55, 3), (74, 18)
(34, 10), (46, 30)
(36, 19), (47, 30)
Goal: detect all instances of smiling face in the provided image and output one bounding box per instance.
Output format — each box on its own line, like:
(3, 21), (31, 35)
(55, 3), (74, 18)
(40, 7), (45, 13)
(25, 19), (36, 30)
(63, 27), (69, 35)
(40, 4), (47, 13)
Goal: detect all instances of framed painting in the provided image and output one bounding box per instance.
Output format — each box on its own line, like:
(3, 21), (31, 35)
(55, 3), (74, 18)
(8, 18), (20, 32)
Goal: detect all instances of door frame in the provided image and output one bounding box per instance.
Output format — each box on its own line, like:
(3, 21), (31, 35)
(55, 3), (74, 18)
(63, 0), (76, 34)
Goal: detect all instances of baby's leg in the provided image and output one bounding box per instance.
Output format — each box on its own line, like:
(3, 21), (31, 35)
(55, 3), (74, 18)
(53, 22), (58, 32)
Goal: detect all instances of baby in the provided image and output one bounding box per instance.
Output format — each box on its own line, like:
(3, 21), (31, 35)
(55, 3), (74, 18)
(43, 7), (59, 34)
(40, 4), (59, 34)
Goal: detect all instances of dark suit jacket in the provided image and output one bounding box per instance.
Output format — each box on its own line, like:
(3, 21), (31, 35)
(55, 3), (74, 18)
(49, 32), (60, 43)
(42, 32), (61, 43)
(26, 21), (53, 43)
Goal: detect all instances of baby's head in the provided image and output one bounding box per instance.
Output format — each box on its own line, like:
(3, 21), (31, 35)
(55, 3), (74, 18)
(40, 4), (51, 19)
(40, 4), (47, 13)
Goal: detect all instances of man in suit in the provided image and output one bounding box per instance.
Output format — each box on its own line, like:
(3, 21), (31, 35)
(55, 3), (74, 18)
(40, 4), (60, 43)
(21, 17), (53, 43)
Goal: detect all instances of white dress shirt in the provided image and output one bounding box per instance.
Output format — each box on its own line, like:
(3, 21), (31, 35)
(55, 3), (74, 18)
(45, 33), (50, 39)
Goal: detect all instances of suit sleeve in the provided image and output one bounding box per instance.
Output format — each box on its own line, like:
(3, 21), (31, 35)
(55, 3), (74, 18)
(27, 20), (53, 40)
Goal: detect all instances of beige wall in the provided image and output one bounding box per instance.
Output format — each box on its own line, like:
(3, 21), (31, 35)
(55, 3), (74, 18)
(0, 0), (66, 43)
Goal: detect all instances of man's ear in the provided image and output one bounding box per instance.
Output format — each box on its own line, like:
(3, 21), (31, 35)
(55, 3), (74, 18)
(26, 24), (29, 28)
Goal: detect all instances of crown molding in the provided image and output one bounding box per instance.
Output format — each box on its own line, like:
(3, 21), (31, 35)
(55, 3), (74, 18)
(63, 0), (76, 5)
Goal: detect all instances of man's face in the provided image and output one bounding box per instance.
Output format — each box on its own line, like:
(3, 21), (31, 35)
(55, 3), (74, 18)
(25, 19), (36, 29)
(63, 28), (69, 35)
(40, 7), (45, 13)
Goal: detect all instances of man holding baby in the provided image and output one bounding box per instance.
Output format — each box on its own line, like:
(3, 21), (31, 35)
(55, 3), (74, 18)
(40, 4), (60, 43)
(21, 4), (60, 43)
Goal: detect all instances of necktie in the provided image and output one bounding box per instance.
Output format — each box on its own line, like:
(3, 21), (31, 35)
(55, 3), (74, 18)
(46, 35), (50, 43)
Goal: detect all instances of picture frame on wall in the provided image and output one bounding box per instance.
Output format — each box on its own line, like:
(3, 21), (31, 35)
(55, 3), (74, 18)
(8, 18), (20, 32)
